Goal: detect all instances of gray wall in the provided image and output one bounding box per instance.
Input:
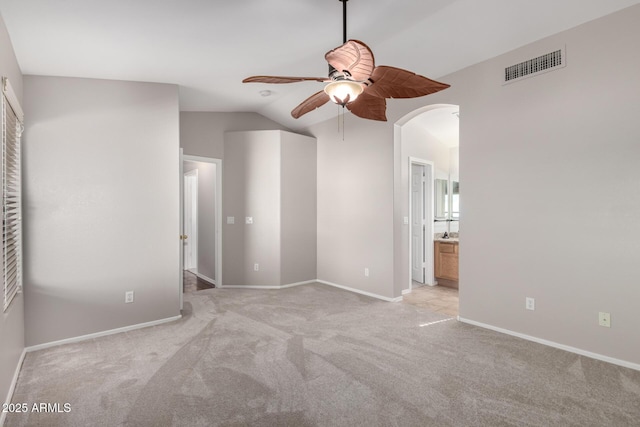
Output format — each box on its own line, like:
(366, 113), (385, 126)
(180, 111), (290, 159)
(454, 5), (640, 365)
(183, 160), (216, 282)
(305, 4), (640, 365)
(280, 131), (317, 285)
(223, 130), (317, 287)
(224, 131), (282, 286)
(0, 10), (24, 410)
(312, 118), (395, 298)
(180, 113), (315, 288)
(23, 76), (181, 346)
(161, 2), (639, 368)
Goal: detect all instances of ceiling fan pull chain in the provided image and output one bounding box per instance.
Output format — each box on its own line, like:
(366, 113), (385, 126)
(336, 104), (345, 140)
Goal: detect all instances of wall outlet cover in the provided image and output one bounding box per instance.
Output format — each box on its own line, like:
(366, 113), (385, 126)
(525, 297), (535, 311)
(125, 291), (134, 303)
(598, 312), (611, 328)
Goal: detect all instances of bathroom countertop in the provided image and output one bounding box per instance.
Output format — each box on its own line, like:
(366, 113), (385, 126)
(434, 237), (459, 243)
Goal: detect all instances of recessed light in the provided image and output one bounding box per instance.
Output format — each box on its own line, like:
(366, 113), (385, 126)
(259, 90), (272, 97)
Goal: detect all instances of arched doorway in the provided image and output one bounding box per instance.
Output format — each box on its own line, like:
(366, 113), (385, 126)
(394, 104), (460, 316)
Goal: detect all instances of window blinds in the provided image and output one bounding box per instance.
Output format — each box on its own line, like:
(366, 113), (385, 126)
(2, 78), (23, 312)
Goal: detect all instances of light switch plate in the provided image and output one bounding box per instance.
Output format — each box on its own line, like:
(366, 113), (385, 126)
(227, 216), (235, 224)
(245, 217), (253, 224)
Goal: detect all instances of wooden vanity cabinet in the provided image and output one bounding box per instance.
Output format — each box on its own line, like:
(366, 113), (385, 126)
(434, 241), (459, 283)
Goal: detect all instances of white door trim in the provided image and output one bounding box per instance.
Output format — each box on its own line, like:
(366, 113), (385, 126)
(410, 163), (425, 284)
(182, 154), (223, 288)
(183, 169), (198, 271)
(408, 157), (435, 293)
(179, 149), (184, 310)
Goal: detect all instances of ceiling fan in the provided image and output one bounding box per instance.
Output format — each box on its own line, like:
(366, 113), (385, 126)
(242, 0), (450, 121)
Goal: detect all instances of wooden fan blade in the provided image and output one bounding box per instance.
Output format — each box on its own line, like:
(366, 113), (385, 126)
(243, 76), (327, 84)
(291, 91), (331, 119)
(325, 39), (375, 81)
(365, 66), (450, 99)
(346, 92), (387, 121)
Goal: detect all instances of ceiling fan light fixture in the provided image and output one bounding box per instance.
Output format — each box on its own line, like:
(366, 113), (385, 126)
(324, 80), (363, 106)
(242, 0), (450, 121)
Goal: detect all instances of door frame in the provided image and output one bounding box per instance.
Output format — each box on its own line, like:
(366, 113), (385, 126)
(410, 163), (425, 285)
(179, 151), (223, 306)
(408, 157), (434, 292)
(183, 169), (198, 271)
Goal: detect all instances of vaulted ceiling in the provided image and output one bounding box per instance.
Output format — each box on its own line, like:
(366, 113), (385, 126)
(1, 0), (639, 130)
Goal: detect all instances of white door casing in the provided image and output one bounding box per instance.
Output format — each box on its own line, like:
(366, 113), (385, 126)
(411, 164), (425, 283)
(408, 157), (435, 292)
(183, 169), (198, 270)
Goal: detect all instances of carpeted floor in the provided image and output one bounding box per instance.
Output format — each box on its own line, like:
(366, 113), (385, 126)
(6, 283), (640, 426)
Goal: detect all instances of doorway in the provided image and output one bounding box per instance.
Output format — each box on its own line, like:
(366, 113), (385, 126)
(394, 103), (459, 315)
(180, 154), (222, 299)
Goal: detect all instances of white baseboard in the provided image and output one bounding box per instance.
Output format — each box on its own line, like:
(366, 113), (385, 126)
(1, 349), (26, 426)
(317, 280), (403, 302)
(220, 280), (404, 302)
(402, 288), (412, 295)
(458, 317), (640, 372)
(220, 280), (315, 290)
(25, 315), (182, 353)
(194, 272), (216, 285)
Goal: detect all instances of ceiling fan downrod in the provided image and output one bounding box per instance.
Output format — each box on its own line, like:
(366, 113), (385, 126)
(328, 0), (351, 87)
(340, 0), (348, 44)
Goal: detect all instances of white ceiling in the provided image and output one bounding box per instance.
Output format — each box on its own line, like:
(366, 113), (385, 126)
(1, 0), (639, 131)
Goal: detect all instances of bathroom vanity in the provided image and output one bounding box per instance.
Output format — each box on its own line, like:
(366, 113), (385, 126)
(434, 237), (459, 288)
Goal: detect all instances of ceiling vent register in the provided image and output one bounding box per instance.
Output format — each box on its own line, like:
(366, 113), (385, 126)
(504, 47), (566, 84)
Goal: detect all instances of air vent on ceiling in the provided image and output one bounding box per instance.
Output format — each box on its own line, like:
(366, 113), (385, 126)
(503, 47), (566, 84)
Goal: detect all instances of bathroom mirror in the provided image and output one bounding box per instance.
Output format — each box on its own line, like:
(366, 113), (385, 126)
(434, 179), (448, 220)
(450, 179), (459, 220)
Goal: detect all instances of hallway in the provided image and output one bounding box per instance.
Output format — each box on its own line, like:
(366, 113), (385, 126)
(183, 270), (214, 293)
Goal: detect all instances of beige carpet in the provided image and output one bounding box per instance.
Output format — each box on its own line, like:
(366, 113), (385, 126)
(6, 283), (640, 426)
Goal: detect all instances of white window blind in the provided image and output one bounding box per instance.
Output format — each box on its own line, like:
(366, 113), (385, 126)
(2, 77), (23, 312)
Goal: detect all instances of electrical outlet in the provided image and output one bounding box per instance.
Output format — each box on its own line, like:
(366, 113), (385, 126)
(525, 297), (535, 311)
(364, 268), (369, 277)
(254, 263), (259, 271)
(125, 291), (134, 304)
(598, 312), (611, 328)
